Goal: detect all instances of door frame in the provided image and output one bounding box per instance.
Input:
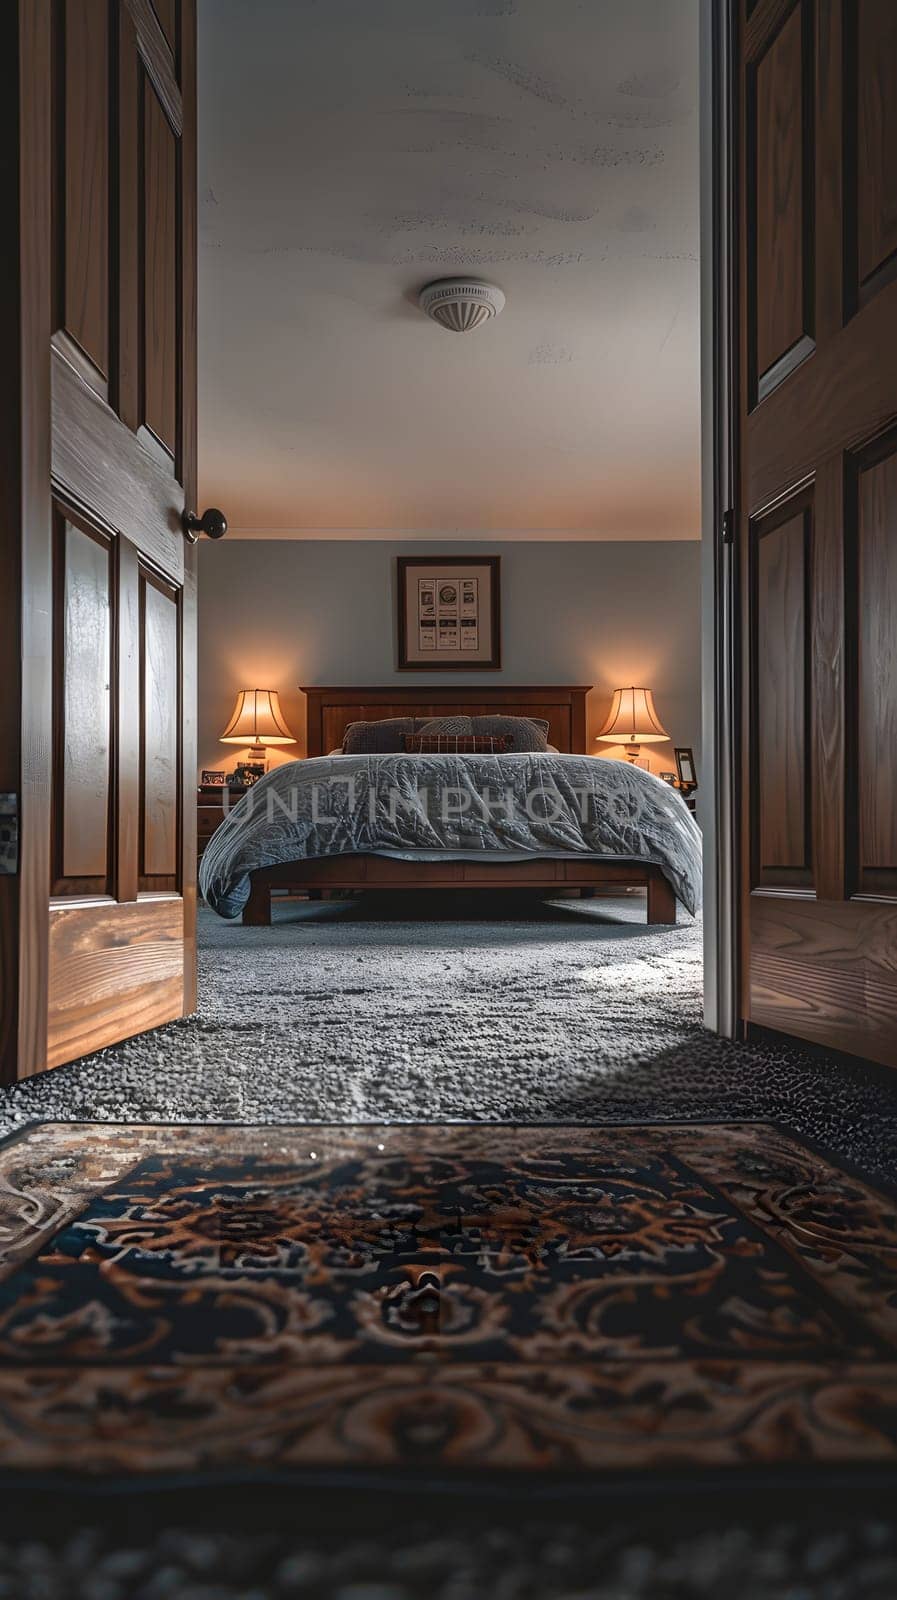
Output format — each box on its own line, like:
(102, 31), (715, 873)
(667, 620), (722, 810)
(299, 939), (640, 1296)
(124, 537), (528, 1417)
(700, 0), (739, 1038)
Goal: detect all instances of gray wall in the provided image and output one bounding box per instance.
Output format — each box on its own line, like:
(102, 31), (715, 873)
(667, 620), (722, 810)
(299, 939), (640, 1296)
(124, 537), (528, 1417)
(198, 539), (701, 787)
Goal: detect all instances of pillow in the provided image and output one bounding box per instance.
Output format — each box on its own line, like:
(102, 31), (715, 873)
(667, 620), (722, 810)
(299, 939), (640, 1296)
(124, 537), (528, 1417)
(404, 733), (509, 754)
(416, 716), (474, 738)
(470, 715), (550, 752)
(342, 717), (417, 754)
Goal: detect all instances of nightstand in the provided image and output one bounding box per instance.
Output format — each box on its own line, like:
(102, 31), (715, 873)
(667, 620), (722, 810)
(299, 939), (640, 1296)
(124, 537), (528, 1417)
(197, 786), (247, 861)
(197, 787), (225, 862)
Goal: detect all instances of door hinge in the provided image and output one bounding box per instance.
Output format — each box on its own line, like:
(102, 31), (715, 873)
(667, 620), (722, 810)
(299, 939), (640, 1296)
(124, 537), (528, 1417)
(721, 508), (735, 545)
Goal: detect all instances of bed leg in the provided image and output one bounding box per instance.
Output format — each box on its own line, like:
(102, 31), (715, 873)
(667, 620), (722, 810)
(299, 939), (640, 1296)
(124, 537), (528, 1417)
(243, 877), (272, 926)
(646, 872), (677, 925)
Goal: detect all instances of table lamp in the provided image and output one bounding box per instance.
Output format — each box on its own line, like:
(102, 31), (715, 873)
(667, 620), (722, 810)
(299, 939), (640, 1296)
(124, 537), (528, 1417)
(595, 686), (669, 763)
(220, 689), (296, 770)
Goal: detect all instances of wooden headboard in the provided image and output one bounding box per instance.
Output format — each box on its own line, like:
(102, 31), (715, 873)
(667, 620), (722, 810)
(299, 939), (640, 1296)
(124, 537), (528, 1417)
(301, 686), (591, 757)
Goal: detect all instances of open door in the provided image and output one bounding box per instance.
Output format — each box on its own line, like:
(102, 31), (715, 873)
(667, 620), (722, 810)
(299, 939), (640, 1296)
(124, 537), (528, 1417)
(1, 0), (205, 1080)
(732, 0), (897, 1065)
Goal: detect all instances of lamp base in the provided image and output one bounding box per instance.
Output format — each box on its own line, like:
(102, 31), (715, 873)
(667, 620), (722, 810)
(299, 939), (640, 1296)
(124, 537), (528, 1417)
(624, 744), (640, 763)
(248, 743), (267, 770)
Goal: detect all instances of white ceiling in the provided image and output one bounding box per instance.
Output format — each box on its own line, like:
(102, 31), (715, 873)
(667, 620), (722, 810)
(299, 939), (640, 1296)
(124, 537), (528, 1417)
(197, 0), (700, 539)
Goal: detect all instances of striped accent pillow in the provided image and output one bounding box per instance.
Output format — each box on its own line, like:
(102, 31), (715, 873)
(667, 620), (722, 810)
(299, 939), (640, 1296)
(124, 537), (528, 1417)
(403, 734), (509, 754)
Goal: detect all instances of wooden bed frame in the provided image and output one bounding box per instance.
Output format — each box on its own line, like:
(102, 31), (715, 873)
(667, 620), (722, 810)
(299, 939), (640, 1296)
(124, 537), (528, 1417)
(241, 685), (677, 926)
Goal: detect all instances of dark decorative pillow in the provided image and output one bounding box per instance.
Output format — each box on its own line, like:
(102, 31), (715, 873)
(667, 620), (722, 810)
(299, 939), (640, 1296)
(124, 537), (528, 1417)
(416, 716), (474, 738)
(404, 733), (509, 754)
(470, 715), (550, 752)
(342, 717), (417, 754)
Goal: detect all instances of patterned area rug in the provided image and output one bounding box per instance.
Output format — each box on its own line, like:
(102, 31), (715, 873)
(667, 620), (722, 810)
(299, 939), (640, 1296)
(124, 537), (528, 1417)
(0, 1119), (895, 1482)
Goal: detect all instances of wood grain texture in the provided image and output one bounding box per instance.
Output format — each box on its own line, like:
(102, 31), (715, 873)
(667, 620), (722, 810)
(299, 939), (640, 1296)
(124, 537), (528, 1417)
(6, 0), (197, 1076)
(750, 894), (897, 1066)
(115, 2), (140, 432)
(140, 572), (179, 884)
(45, 897), (183, 1071)
(242, 857), (676, 928)
(123, 0), (181, 134)
(116, 536), (140, 903)
(744, 0), (796, 58)
(59, 520), (112, 883)
(857, 442), (897, 886)
(755, 509), (810, 877)
(61, 0), (109, 386)
(856, 0), (897, 291)
(736, 0), (897, 1066)
(811, 454), (845, 901)
(815, 0), (843, 341)
(51, 344), (184, 582)
(150, 0), (176, 53)
(745, 280), (897, 513)
(142, 82), (177, 458)
(752, 1), (811, 386)
(303, 686), (592, 759)
(14, 0), (54, 1084)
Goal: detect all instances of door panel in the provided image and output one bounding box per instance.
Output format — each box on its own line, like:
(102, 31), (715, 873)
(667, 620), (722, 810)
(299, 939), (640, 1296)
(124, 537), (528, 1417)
(140, 570), (180, 888)
(737, 0), (897, 1067)
(56, 516), (113, 892)
(46, 897), (185, 1070)
(750, 0), (815, 399)
(6, 0), (198, 1080)
(850, 0), (897, 305)
(142, 81), (178, 459)
(752, 498), (812, 886)
(51, 348), (186, 582)
(60, 0), (110, 393)
(851, 429), (897, 897)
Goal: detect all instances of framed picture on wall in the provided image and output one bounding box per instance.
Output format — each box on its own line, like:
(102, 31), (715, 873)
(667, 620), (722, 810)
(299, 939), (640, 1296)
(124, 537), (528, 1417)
(397, 556), (501, 669)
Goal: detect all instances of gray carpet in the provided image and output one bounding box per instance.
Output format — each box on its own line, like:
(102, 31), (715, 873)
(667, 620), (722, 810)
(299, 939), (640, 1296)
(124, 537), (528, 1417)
(1, 1511), (895, 1600)
(2, 892), (896, 1189)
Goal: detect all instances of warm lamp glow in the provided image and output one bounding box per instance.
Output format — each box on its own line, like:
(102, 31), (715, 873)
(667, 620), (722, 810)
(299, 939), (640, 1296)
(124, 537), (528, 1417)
(596, 686), (668, 762)
(220, 689), (296, 763)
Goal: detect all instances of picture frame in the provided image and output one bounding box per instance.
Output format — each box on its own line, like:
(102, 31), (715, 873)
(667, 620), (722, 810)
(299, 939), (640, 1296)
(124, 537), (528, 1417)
(397, 555), (501, 670)
(674, 747), (697, 789)
(201, 770), (226, 786)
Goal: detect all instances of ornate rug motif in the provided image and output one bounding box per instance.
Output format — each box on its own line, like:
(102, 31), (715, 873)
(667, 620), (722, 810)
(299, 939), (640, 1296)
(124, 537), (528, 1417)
(0, 1121), (895, 1478)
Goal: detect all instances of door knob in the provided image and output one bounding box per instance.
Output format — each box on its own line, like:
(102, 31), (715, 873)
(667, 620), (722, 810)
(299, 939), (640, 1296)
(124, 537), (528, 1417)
(182, 507), (227, 543)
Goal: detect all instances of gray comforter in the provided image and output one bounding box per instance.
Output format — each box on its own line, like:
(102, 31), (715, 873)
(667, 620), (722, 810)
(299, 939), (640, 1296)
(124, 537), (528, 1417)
(199, 753), (702, 919)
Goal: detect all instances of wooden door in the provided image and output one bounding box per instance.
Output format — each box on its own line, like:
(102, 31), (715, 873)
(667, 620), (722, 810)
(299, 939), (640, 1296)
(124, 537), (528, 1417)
(0, 0), (199, 1079)
(735, 0), (897, 1065)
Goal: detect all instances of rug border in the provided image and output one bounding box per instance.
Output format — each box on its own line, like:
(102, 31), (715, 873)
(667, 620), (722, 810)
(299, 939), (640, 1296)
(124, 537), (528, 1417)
(1, 1115), (894, 1199)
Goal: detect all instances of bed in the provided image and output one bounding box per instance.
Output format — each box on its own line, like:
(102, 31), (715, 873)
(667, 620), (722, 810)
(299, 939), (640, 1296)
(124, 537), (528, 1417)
(199, 685), (702, 925)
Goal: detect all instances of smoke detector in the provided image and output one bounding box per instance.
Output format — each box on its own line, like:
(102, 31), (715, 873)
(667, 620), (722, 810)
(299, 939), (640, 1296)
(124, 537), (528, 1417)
(418, 278), (506, 334)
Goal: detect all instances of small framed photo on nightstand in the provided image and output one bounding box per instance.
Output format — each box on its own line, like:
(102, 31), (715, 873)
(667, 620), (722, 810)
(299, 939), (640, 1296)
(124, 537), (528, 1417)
(202, 770), (226, 786)
(674, 747), (697, 789)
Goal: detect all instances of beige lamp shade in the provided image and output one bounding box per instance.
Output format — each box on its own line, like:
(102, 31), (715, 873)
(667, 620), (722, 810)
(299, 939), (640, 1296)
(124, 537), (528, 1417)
(596, 687), (668, 747)
(220, 689), (296, 747)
